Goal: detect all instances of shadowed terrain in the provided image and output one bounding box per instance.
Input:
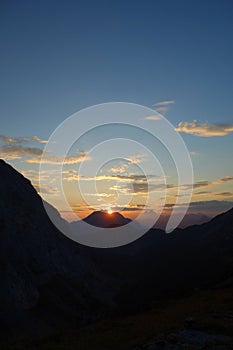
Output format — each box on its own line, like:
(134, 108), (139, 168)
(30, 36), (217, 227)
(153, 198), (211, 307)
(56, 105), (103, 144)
(0, 159), (233, 348)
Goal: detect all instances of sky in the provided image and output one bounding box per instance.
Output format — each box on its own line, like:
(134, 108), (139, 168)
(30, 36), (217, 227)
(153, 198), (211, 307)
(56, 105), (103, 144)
(0, 0), (233, 221)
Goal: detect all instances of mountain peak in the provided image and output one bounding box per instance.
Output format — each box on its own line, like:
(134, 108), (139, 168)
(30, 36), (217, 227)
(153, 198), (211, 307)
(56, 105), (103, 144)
(83, 210), (131, 228)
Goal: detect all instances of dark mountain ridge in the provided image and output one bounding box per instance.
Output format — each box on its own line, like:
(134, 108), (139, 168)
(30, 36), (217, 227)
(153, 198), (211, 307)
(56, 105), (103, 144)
(0, 160), (117, 336)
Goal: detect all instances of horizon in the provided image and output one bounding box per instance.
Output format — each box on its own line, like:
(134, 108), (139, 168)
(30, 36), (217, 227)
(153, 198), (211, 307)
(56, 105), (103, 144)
(2, 155), (233, 230)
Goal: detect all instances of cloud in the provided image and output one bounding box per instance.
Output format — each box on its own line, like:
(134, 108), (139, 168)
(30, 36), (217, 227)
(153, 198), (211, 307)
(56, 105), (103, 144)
(63, 173), (162, 183)
(192, 181), (210, 189)
(85, 192), (114, 198)
(179, 176), (233, 192)
(0, 144), (44, 160)
(151, 100), (175, 116)
(215, 192), (233, 197)
(0, 135), (47, 144)
(125, 154), (146, 164)
(107, 155), (148, 174)
(153, 100), (175, 106)
(27, 154), (90, 165)
(109, 163), (128, 173)
(182, 180), (210, 190)
(121, 204), (148, 212)
(145, 115), (162, 121)
(31, 136), (47, 144)
(164, 200), (233, 215)
(175, 120), (233, 137)
(217, 176), (233, 183)
(194, 191), (212, 195)
(0, 134), (47, 160)
(155, 107), (169, 115)
(110, 182), (173, 195)
(190, 151), (199, 156)
(34, 185), (58, 195)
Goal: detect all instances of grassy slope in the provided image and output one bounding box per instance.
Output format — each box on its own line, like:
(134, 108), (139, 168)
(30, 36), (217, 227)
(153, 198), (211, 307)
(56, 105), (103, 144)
(1, 286), (233, 350)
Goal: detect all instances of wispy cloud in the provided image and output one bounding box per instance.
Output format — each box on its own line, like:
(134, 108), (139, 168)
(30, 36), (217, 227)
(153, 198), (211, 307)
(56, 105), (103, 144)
(145, 115), (162, 121)
(194, 191), (212, 195)
(190, 180), (210, 189)
(125, 154), (146, 164)
(34, 185), (59, 195)
(217, 176), (233, 183)
(190, 151), (199, 156)
(121, 204), (149, 212)
(0, 144), (44, 160)
(108, 163), (129, 174)
(30, 136), (47, 144)
(151, 100), (175, 116)
(0, 135), (47, 144)
(175, 120), (233, 137)
(215, 192), (233, 197)
(27, 154), (90, 165)
(63, 173), (161, 183)
(153, 100), (175, 106)
(0, 147), (89, 165)
(85, 192), (114, 198)
(0, 134), (47, 160)
(110, 182), (173, 195)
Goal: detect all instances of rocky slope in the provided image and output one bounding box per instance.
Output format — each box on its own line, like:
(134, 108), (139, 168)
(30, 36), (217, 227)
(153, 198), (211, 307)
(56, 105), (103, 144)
(0, 160), (116, 336)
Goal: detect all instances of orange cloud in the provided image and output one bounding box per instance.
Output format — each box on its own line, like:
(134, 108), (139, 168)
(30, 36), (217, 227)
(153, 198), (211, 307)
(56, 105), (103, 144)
(175, 120), (233, 137)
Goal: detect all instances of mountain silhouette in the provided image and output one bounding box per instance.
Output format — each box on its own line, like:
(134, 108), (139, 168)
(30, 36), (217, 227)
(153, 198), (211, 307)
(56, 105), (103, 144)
(83, 210), (131, 228)
(0, 160), (116, 336)
(0, 159), (233, 338)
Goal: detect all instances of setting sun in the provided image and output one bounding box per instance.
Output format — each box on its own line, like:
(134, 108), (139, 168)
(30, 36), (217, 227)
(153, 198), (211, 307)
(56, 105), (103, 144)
(107, 209), (113, 215)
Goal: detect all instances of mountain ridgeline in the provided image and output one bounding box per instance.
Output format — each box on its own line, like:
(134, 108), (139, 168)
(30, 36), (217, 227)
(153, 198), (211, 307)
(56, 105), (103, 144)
(0, 159), (233, 337)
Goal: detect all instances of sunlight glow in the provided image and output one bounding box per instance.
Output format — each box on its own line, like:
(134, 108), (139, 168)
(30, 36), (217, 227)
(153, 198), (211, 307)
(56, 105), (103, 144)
(107, 209), (113, 215)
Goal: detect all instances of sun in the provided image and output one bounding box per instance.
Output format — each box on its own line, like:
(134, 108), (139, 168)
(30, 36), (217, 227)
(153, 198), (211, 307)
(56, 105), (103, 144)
(107, 209), (113, 215)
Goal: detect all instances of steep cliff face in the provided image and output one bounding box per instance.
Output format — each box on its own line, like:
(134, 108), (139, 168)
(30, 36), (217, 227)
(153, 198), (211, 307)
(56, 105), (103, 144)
(0, 160), (116, 334)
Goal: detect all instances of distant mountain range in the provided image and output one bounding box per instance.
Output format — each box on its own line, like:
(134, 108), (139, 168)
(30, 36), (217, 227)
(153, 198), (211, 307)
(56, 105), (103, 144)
(0, 159), (233, 338)
(154, 212), (211, 229)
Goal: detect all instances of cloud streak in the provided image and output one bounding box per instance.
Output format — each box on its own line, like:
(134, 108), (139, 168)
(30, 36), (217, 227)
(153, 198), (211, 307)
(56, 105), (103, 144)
(0, 134), (47, 160)
(27, 154), (90, 165)
(153, 100), (175, 106)
(216, 192), (233, 197)
(63, 173), (162, 183)
(145, 115), (162, 121)
(0, 145), (44, 160)
(175, 120), (233, 137)
(0, 135), (47, 144)
(151, 100), (175, 116)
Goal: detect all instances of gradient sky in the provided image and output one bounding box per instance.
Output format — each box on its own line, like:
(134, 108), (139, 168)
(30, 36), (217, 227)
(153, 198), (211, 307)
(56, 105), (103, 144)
(1, 0), (233, 220)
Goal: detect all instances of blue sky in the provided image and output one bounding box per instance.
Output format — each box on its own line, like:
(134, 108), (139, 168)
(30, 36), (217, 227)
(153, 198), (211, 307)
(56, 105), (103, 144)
(0, 0), (233, 219)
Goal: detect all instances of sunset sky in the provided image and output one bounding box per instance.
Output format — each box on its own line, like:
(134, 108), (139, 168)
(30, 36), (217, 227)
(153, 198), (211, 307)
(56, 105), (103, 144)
(1, 0), (233, 221)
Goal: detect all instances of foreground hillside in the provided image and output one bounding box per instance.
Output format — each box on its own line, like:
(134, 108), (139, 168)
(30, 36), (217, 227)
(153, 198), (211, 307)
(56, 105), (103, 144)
(1, 286), (233, 349)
